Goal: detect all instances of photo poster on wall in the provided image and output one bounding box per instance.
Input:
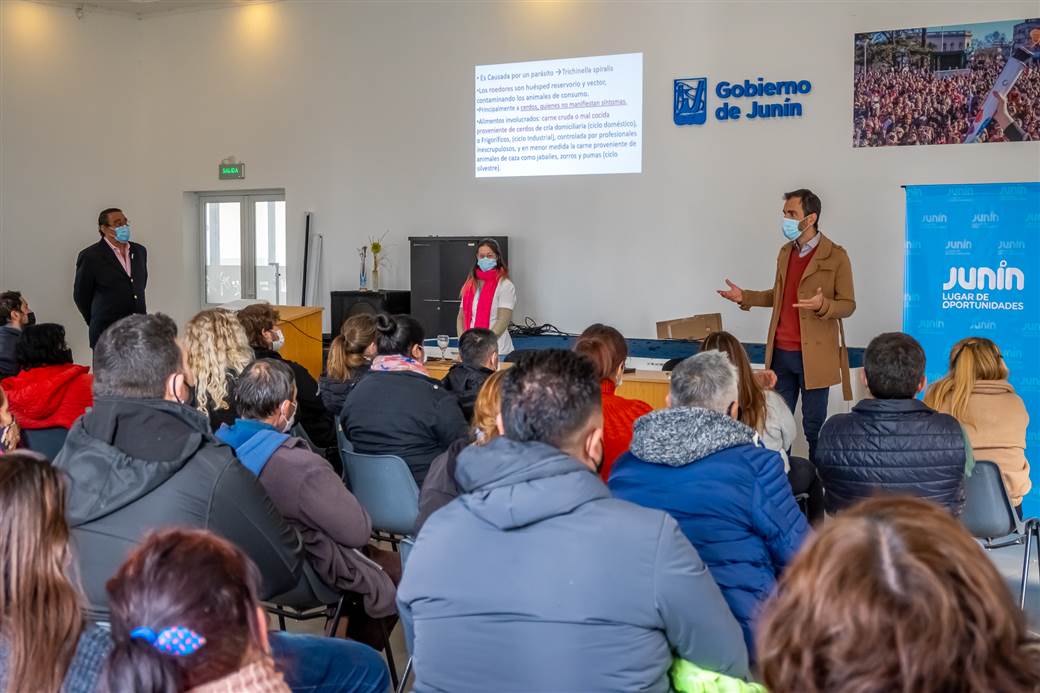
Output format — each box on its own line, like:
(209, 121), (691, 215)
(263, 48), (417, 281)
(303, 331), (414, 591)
(854, 18), (1040, 147)
(904, 182), (1040, 516)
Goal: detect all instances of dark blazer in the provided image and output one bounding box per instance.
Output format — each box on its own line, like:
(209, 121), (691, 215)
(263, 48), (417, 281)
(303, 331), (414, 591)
(73, 239), (148, 347)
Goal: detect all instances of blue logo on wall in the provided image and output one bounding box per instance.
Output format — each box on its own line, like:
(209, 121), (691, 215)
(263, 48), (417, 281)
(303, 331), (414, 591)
(674, 76), (812, 125)
(674, 78), (707, 125)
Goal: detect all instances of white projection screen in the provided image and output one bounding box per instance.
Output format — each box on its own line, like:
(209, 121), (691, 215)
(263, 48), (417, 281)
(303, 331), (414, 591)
(475, 52), (643, 178)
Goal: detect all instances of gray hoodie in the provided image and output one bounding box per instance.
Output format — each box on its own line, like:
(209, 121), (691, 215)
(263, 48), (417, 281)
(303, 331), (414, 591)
(398, 436), (748, 693)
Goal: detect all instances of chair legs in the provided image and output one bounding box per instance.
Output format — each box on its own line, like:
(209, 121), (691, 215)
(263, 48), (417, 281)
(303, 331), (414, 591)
(1020, 519), (1039, 610)
(381, 617), (399, 689)
(325, 596), (346, 638)
(277, 613), (287, 631)
(396, 657), (413, 693)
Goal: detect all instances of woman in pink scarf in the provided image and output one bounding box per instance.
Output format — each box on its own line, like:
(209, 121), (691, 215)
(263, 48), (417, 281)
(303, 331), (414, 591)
(456, 238), (517, 356)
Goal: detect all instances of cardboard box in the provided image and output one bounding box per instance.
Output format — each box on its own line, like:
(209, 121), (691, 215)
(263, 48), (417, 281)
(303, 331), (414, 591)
(656, 313), (723, 340)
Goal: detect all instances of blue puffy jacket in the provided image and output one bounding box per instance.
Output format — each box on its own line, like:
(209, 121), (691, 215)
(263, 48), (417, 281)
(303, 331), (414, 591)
(609, 407), (809, 656)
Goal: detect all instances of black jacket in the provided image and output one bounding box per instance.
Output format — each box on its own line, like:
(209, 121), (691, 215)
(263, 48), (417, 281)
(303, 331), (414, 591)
(319, 363), (371, 418)
(816, 398), (968, 515)
(73, 239), (148, 348)
(439, 363), (493, 422)
(0, 325), (19, 379)
(416, 436), (471, 533)
(53, 397), (304, 618)
(253, 347), (335, 449)
(342, 370), (470, 485)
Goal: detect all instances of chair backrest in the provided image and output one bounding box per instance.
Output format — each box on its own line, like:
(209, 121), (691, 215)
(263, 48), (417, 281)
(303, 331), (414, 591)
(336, 421), (354, 477)
(21, 427), (68, 460)
(962, 460), (1021, 540)
(343, 450), (419, 536)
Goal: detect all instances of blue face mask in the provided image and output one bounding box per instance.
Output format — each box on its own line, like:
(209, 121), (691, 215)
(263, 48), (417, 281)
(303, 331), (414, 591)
(477, 257), (498, 272)
(781, 218), (801, 241)
(114, 224), (132, 243)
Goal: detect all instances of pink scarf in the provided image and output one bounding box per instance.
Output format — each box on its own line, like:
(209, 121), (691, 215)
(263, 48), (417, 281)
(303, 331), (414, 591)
(462, 269), (501, 330)
(372, 354), (429, 377)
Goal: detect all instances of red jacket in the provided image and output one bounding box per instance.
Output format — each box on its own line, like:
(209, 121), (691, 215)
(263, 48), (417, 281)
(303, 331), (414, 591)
(2, 364), (93, 429)
(599, 380), (652, 482)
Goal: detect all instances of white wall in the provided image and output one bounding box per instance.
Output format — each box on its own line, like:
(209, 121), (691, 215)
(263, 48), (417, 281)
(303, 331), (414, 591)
(2, 0), (1039, 362)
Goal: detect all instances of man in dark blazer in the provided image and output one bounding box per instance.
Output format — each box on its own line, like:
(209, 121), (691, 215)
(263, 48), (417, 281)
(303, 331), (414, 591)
(74, 208), (148, 348)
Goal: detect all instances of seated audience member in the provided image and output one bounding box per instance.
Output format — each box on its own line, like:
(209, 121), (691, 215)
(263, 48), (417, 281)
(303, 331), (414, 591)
(416, 369), (506, 532)
(342, 314), (469, 485)
(441, 327), (498, 421)
(0, 452), (389, 693)
(237, 303), (335, 449)
(184, 308), (254, 431)
(1, 323), (92, 431)
(609, 350), (809, 655)
(52, 313), (304, 618)
(0, 451), (111, 692)
(816, 332), (971, 516)
(398, 349), (748, 692)
(106, 528), (391, 693)
(925, 337), (1031, 510)
(0, 290), (32, 379)
(216, 359), (399, 649)
(701, 331), (824, 522)
(0, 386), (20, 453)
(320, 313), (378, 417)
(573, 323), (652, 482)
(757, 496), (1040, 693)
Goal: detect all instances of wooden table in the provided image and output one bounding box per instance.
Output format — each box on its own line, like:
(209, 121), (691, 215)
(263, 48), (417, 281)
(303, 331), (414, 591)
(275, 306), (324, 380)
(425, 360), (671, 410)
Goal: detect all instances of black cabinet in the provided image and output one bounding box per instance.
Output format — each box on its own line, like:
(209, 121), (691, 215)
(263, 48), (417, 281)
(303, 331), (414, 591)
(409, 236), (508, 337)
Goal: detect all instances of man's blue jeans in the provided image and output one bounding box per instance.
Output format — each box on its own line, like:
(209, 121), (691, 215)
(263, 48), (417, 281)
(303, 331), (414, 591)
(771, 348), (829, 463)
(271, 631), (391, 693)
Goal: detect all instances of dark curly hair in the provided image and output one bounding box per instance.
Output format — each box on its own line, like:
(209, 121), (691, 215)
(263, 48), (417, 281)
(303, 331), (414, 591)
(15, 324), (73, 369)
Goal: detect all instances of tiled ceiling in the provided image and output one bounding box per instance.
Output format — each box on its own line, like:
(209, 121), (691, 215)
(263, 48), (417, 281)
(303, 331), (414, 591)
(30, 0), (276, 19)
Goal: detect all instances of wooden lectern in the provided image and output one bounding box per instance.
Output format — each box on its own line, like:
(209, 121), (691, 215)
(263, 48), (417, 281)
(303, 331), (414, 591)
(274, 306), (324, 380)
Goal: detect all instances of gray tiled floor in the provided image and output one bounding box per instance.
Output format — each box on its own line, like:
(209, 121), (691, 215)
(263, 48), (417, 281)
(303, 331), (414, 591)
(984, 539), (1040, 632)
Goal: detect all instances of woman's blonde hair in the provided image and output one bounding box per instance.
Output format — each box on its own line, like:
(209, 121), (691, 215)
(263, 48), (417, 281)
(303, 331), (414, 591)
(473, 369), (507, 444)
(923, 337), (1008, 425)
(184, 309), (254, 414)
(327, 314), (378, 381)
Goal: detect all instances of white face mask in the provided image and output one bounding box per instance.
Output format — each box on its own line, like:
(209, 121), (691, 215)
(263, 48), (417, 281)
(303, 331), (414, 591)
(281, 403), (297, 433)
(271, 329), (285, 353)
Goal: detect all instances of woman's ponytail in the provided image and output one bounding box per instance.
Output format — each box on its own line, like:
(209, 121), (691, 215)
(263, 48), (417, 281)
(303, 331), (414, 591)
(106, 633), (183, 693)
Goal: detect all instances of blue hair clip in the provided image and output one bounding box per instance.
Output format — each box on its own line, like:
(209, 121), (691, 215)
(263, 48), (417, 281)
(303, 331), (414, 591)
(130, 626), (206, 656)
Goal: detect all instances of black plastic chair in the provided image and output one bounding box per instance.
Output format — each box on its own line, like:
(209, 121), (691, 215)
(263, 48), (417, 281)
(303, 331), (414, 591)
(961, 460), (1040, 609)
(21, 427), (68, 460)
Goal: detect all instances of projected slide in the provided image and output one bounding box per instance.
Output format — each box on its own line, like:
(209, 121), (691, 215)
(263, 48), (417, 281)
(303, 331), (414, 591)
(475, 52), (643, 178)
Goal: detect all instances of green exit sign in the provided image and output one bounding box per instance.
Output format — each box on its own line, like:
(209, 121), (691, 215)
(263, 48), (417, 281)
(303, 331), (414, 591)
(219, 163), (245, 180)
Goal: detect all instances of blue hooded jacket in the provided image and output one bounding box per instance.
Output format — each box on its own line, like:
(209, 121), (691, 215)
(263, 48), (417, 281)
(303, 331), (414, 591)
(398, 436), (749, 693)
(215, 419), (289, 477)
(609, 407), (809, 656)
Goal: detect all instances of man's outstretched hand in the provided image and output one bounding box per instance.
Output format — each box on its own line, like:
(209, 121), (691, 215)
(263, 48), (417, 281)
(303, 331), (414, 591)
(717, 279), (744, 304)
(793, 287), (824, 312)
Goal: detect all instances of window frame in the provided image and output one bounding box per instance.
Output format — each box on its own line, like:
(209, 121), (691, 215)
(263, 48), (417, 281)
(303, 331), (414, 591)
(197, 189), (286, 308)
